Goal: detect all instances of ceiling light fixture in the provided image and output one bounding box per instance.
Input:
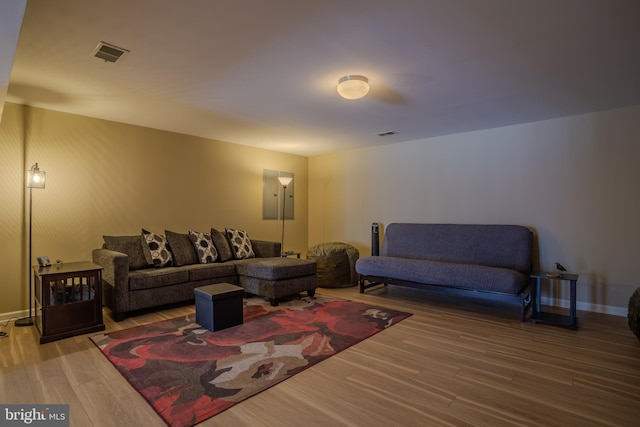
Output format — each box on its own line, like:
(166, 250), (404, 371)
(337, 75), (370, 100)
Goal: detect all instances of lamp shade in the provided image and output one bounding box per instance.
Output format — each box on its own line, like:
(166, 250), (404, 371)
(26, 163), (46, 188)
(337, 75), (370, 100)
(278, 176), (293, 187)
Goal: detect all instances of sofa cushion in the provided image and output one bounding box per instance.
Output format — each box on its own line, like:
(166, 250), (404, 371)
(141, 229), (174, 268)
(236, 257), (316, 280)
(225, 228), (255, 259)
(211, 227), (234, 262)
(189, 230), (218, 263)
(128, 267), (189, 291)
(165, 230), (199, 266)
(356, 256), (529, 295)
(103, 235), (150, 270)
(187, 263), (237, 282)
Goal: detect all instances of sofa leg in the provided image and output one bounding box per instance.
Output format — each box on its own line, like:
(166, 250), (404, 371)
(521, 290), (533, 322)
(308, 289), (316, 297)
(112, 312), (126, 322)
(359, 277), (383, 293)
(270, 298), (279, 307)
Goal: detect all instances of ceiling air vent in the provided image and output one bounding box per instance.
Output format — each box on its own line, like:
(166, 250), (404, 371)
(93, 41), (129, 63)
(377, 131), (398, 137)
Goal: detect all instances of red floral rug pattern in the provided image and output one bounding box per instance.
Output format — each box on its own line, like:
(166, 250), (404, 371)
(91, 296), (411, 427)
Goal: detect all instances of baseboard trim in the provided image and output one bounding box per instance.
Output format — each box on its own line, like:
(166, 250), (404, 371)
(0, 309), (29, 323)
(540, 296), (627, 317)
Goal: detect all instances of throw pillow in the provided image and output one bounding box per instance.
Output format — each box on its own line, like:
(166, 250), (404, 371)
(225, 228), (255, 259)
(210, 227), (234, 262)
(165, 230), (199, 266)
(188, 231), (218, 264)
(141, 229), (173, 268)
(103, 235), (150, 270)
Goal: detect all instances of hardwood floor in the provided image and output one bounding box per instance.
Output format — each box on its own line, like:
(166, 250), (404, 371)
(1, 285), (639, 426)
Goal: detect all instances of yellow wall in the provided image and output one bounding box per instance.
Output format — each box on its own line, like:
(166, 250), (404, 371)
(0, 103), (25, 318)
(0, 103), (308, 317)
(309, 105), (640, 314)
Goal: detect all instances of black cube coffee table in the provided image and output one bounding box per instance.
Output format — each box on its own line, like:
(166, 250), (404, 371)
(194, 283), (244, 332)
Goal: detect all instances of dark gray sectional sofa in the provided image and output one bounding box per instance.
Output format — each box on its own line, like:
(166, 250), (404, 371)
(93, 229), (317, 321)
(356, 223), (534, 320)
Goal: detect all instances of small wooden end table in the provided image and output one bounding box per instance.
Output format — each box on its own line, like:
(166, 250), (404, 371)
(530, 272), (579, 330)
(33, 261), (105, 344)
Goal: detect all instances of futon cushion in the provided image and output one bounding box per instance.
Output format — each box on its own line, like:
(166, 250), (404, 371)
(380, 223), (532, 274)
(356, 256), (528, 295)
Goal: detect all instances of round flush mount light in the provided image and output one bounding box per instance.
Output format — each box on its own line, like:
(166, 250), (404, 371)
(337, 75), (370, 100)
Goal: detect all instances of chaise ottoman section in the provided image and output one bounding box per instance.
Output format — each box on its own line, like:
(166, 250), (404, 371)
(235, 257), (318, 306)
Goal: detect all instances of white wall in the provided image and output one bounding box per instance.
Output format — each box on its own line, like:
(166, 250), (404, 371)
(309, 105), (640, 314)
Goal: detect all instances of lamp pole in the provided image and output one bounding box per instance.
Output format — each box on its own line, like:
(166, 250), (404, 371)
(277, 176), (293, 257)
(15, 187), (34, 326)
(16, 163), (45, 327)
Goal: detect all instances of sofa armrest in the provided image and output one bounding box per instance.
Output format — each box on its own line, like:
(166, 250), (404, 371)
(251, 240), (281, 258)
(92, 248), (130, 317)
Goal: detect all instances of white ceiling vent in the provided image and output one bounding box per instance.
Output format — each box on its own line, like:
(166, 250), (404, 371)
(93, 41), (129, 63)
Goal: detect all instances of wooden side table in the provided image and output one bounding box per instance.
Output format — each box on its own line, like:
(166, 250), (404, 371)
(282, 251), (301, 258)
(530, 272), (579, 330)
(33, 261), (105, 344)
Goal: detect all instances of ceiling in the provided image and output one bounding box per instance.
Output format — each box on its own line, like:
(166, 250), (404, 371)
(2, 0), (640, 157)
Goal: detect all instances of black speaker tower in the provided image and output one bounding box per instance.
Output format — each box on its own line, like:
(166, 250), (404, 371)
(371, 222), (379, 256)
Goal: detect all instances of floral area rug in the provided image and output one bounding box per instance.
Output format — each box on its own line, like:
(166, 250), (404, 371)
(90, 295), (411, 427)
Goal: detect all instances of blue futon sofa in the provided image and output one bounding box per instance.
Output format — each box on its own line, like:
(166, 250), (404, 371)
(355, 223), (534, 321)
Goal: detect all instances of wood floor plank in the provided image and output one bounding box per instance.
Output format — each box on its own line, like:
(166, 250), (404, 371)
(1, 284), (639, 426)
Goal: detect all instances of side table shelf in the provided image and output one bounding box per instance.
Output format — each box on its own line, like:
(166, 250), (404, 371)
(34, 261), (105, 344)
(530, 272), (579, 330)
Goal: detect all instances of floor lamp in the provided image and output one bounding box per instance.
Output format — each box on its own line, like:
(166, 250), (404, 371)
(277, 176), (293, 257)
(16, 163), (46, 327)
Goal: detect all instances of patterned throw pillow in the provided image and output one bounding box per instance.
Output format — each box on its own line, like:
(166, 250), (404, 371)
(188, 231), (218, 264)
(141, 229), (173, 268)
(225, 228), (255, 259)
